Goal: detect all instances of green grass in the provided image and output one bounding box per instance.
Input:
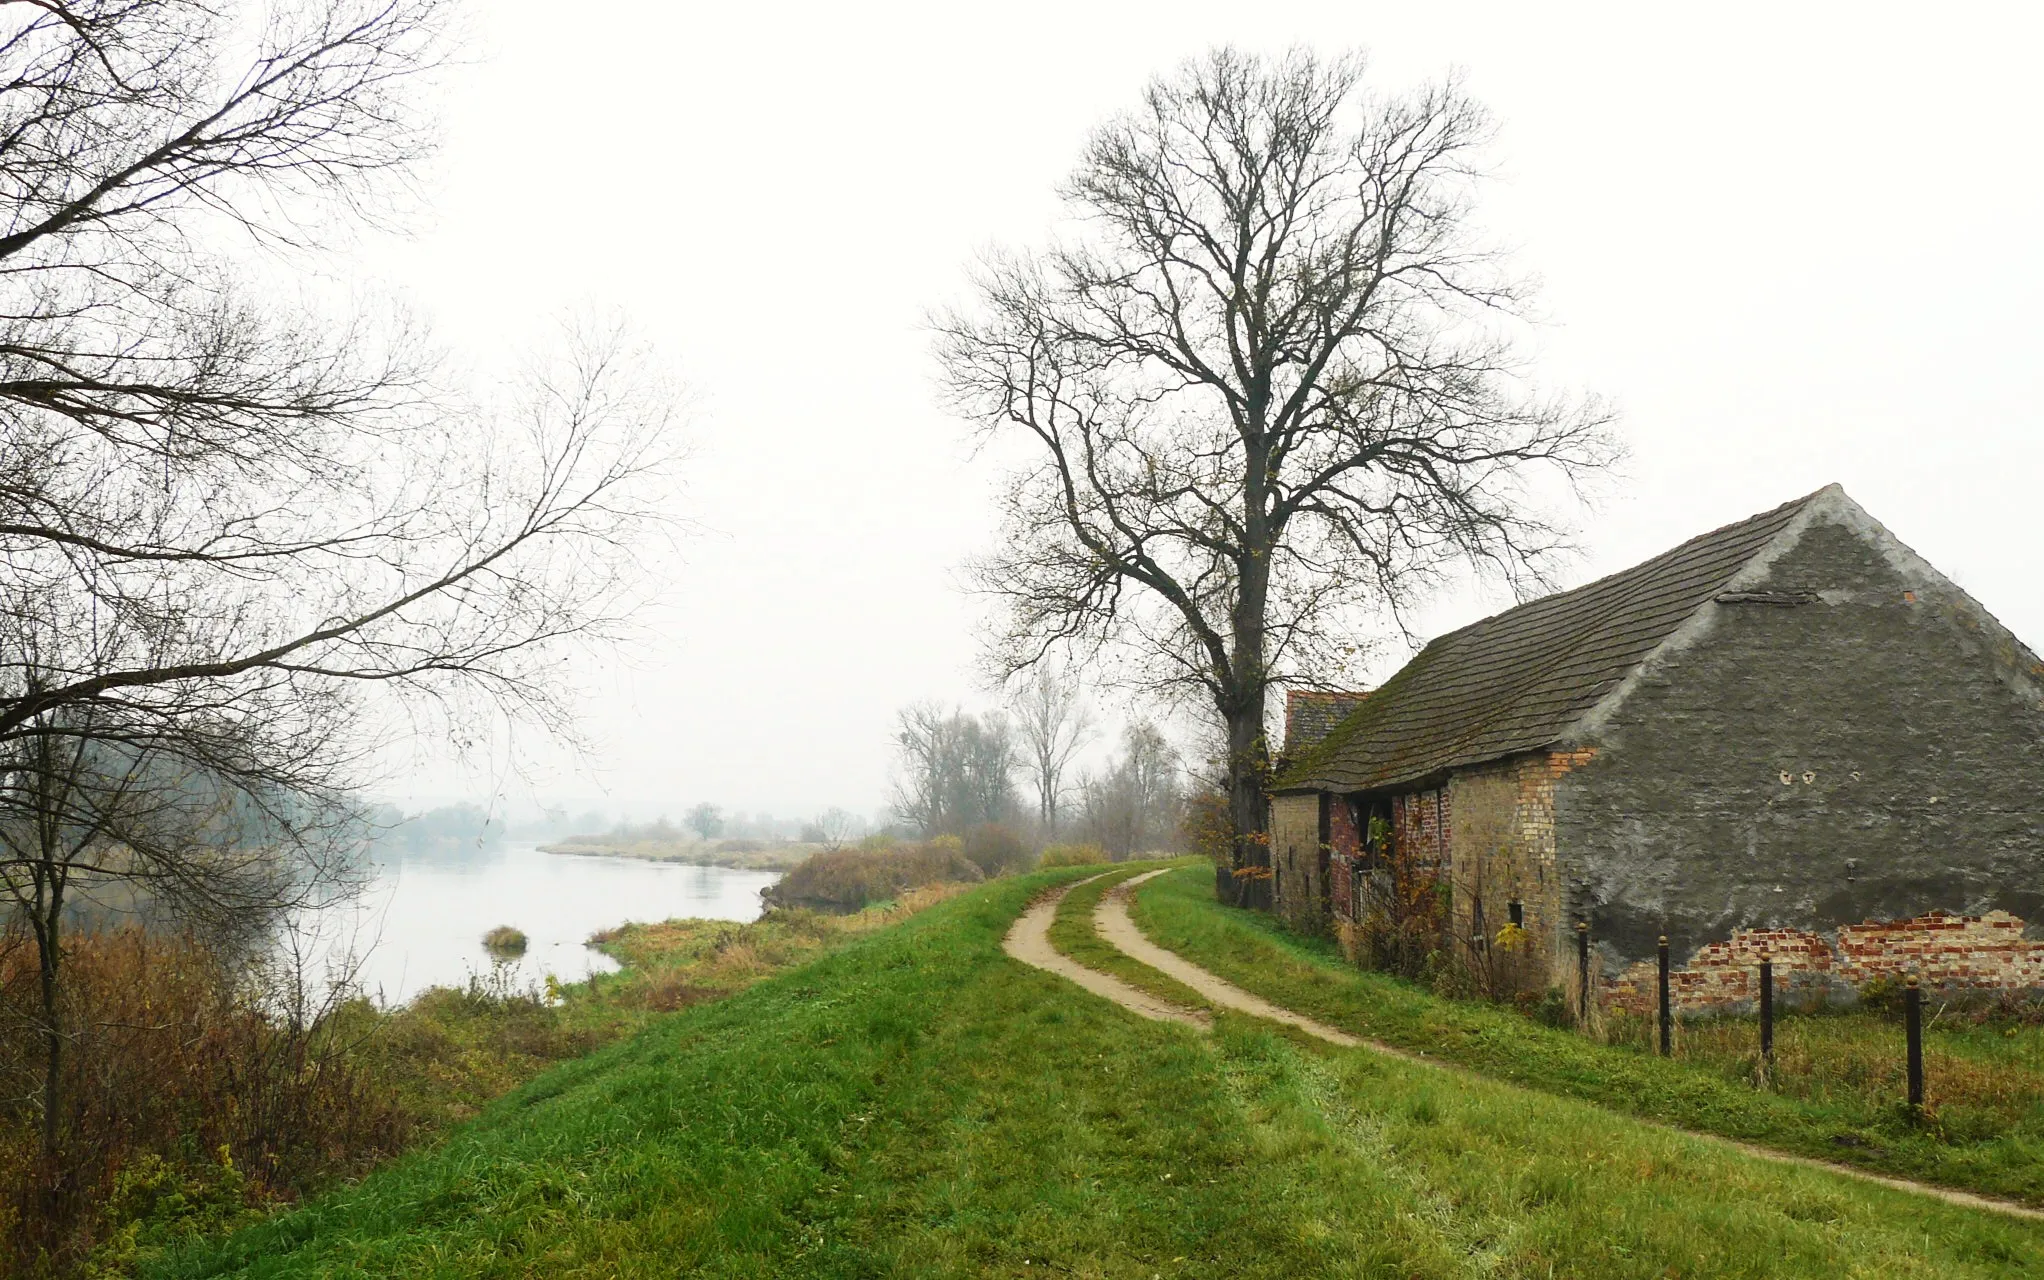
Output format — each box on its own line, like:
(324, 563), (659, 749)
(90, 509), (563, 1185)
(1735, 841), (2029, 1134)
(146, 868), (2044, 1278)
(1131, 864), (2044, 1207)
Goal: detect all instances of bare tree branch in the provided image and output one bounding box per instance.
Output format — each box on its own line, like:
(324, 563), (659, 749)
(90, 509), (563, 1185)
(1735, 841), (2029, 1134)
(934, 47), (1615, 872)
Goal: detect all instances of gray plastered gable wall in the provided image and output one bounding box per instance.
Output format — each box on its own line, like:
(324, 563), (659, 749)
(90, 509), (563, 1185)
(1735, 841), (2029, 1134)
(1551, 487), (2044, 964)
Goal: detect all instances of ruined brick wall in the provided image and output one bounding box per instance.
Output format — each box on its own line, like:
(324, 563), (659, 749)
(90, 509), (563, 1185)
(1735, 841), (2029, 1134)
(1605, 911), (2044, 1013)
(1558, 510), (2044, 980)
(1327, 796), (1361, 922)
(1269, 792), (1324, 931)
(1391, 787), (1450, 870)
(1444, 752), (1596, 987)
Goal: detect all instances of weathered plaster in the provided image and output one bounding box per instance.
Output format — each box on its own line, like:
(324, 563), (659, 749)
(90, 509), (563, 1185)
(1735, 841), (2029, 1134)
(1558, 508), (2044, 970)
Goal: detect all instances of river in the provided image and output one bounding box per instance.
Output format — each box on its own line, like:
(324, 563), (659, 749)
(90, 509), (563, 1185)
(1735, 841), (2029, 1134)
(286, 841), (782, 1007)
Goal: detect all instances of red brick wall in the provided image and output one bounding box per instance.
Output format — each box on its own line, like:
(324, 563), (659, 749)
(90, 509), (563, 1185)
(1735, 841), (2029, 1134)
(1392, 788), (1450, 870)
(1330, 796), (1361, 858)
(1605, 910), (2044, 1013)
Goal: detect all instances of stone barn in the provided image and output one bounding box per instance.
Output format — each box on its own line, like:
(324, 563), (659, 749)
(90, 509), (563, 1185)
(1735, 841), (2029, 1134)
(1266, 484), (2044, 1011)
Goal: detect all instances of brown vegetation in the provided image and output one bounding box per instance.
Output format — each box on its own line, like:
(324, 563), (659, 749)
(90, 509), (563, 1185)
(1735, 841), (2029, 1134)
(0, 929), (412, 1276)
(1038, 843), (1109, 868)
(761, 838), (987, 913)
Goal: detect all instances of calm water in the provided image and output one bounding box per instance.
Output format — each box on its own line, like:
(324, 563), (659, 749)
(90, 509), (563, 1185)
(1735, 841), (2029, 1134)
(286, 842), (781, 1007)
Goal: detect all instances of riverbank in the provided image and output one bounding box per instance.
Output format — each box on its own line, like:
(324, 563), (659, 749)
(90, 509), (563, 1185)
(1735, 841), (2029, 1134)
(26, 887), (960, 1278)
(537, 836), (818, 871)
(149, 867), (2044, 1278)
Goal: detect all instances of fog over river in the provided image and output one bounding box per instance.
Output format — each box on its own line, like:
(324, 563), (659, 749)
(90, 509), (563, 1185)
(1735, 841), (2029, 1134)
(288, 842), (781, 1007)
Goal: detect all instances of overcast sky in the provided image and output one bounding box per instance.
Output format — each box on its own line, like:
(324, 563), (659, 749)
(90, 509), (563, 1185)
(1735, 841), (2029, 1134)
(364, 1), (2044, 820)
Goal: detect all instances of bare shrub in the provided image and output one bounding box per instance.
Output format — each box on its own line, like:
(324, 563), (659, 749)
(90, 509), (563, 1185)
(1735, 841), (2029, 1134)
(0, 928), (409, 1272)
(961, 824), (1032, 878)
(763, 842), (984, 913)
(1039, 843), (1110, 868)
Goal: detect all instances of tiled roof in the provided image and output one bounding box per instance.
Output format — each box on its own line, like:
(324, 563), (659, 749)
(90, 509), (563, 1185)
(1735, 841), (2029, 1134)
(1281, 689), (1371, 757)
(1275, 488), (1830, 793)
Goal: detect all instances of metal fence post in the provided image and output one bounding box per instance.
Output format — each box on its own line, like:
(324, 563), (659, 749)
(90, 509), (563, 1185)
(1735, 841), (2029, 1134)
(1657, 935), (1672, 1056)
(1576, 920), (1591, 1027)
(1758, 955), (1774, 1065)
(1906, 974), (1924, 1113)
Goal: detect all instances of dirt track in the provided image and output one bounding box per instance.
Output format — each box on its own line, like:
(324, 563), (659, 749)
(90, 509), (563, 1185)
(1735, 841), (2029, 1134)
(1014, 865), (2044, 1225)
(1002, 875), (1206, 1029)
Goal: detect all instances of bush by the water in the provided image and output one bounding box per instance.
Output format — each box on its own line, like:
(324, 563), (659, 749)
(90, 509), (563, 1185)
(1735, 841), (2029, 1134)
(1038, 842), (1109, 867)
(482, 925), (528, 956)
(0, 929), (415, 1275)
(763, 838), (983, 912)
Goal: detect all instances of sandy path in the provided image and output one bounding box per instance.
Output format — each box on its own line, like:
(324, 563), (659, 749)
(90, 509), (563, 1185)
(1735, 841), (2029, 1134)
(1002, 876), (1207, 1029)
(1097, 870), (1363, 1048)
(1089, 868), (2044, 1225)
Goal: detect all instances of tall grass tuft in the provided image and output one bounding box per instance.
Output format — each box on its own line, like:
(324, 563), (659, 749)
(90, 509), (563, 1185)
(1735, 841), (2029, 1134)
(763, 841), (983, 912)
(481, 925), (528, 956)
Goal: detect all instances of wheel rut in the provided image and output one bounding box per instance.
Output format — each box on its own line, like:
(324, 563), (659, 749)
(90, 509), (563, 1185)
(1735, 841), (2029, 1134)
(1001, 873), (1207, 1029)
(1009, 865), (2044, 1225)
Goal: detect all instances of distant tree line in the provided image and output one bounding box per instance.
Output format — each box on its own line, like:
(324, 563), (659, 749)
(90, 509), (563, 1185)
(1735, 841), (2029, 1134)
(887, 681), (1186, 859)
(362, 804), (508, 856)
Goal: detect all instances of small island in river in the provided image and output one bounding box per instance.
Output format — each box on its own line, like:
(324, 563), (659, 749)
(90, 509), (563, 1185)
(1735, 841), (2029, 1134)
(539, 834), (818, 872)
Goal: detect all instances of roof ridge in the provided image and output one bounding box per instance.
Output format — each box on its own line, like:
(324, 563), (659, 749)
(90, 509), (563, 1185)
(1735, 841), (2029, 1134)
(1391, 491), (1824, 776)
(1272, 486), (1839, 794)
(1428, 487), (1831, 647)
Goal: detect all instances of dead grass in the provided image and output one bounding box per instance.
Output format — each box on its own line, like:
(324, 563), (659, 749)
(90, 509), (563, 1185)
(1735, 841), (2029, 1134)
(591, 883), (967, 1009)
(1606, 1008), (2044, 1139)
(761, 842), (983, 912)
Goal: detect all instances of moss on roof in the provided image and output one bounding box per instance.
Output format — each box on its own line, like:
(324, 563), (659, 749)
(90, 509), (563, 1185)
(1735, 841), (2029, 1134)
(1272, 488), (1828, 794)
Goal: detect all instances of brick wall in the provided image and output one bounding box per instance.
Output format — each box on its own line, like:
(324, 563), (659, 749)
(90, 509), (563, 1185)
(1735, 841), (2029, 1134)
(1330, 795), (1361, 857)
(1604, 910), (2044, 1013)
(1392, 788), (1450, 870)
(1269, 792), (1323, 931)
(1442, 750), (1598, 987)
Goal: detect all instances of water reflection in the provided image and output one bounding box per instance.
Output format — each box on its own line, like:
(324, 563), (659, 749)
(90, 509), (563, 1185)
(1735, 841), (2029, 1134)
(288, 841), (781, 1007)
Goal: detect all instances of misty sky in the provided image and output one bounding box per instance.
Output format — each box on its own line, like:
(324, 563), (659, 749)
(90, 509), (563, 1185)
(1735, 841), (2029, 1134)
(361, 2), (2044, 821)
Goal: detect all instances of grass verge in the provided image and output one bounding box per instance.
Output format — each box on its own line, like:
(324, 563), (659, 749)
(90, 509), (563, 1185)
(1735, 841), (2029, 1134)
(149, 868), (2044, 1277)
(1130, 864), (2044, 1207)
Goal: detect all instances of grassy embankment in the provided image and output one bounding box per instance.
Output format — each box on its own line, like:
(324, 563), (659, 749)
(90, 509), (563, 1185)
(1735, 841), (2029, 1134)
(1127, 863), (2044, 1207)
(331, 887), (965, 1141)
(151, 868), (2044, 1278)
(49, 890), (960, 1279)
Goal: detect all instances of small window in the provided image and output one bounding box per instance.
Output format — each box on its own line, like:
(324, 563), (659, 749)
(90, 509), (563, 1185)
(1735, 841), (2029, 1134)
(1508, 899), (1524, 928)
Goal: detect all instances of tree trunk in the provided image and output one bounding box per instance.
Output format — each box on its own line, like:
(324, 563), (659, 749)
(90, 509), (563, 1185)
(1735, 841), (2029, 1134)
(1218, 545), (1272, 906)
(1224, 700), (1267, 881)
(34, 887), (62, 1165)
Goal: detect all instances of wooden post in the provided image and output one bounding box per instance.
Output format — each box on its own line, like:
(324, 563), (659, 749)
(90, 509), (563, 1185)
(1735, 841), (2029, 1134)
(1906, 975), (1924, 1112)
(1657, 935), (1672, 1056)
(1758, 955), (1774, 1065)
(1576, 920), (1591, 1027)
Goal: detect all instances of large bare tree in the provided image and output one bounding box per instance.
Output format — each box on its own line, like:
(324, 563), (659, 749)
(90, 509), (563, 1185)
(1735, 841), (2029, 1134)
(0, 0), (673, 746)
(0, 0), (676, 1211)
(935, 49), (1613, 888)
